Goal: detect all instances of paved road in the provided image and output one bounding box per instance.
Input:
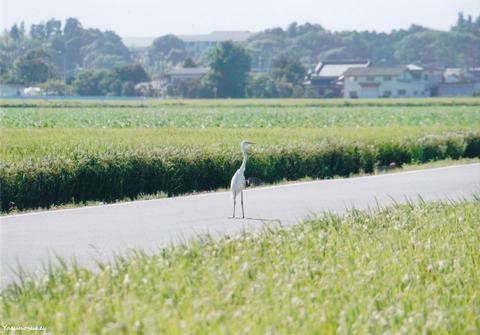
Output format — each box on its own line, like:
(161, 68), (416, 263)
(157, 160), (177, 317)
(1, 164), (479, 288)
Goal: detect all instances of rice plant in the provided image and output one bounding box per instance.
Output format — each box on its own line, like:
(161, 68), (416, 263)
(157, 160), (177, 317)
(2, 199), (479, 334)
(1, 105), (479, 128)
(2, 129), (478, 212)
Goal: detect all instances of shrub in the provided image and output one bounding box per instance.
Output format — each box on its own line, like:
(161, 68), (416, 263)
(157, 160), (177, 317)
(464, 131), (480, 158)
(411, 133), (468, 163)
(376, 141), (412, 166)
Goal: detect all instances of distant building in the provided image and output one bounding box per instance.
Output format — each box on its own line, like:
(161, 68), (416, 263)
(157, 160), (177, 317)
(303, 61), (371, 97)
(136, 67), (210, 97)
(406, 64), (444, 96)
(444, 68), (467, 83)
(439, 67), (480, 96)
(121, 37), (155, 48)
(135, 80), (166, 97)
(342, 67), (427, 99)
(179, 31), (254, 59)
(24, 87), (43, 96)
(166, 67), (209, 87)
(439, 82), (480, 96)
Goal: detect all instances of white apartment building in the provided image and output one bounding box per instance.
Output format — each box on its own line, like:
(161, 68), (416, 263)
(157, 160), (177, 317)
(179, 31), (254, 59)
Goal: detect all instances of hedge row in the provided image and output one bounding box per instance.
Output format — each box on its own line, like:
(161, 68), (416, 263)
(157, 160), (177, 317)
(1, 131), (479, 212)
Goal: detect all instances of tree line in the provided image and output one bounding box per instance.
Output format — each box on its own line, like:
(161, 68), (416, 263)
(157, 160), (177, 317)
(247, 13), (480, 70)
(1, 13), (479, 98)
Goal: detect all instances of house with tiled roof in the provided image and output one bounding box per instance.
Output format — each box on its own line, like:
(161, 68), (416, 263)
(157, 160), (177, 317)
(303, 60), (371, 97)
(167, 67), (210, 86)
(342, 67), (428, 98)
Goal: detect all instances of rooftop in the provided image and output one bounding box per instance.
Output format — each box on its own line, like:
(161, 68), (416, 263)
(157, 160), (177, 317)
(179, 31), (254, 43)
(167, 67), (210, 76)
(343, 67), (407, 76)
(313, 61), (371, 78)
(122, 31), (254, 48)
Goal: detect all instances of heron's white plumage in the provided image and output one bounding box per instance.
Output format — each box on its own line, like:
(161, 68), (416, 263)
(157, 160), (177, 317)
(230, 140), (253, 218)
(230, 169), (245, 200)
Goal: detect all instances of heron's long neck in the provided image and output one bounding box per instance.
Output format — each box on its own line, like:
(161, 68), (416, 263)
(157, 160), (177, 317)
(240, 148), (248, 172)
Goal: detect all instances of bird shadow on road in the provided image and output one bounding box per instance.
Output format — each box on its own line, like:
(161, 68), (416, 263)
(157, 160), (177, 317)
(227, 217), (281, 223)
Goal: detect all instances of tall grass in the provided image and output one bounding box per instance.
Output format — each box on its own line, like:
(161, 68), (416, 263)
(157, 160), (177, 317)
(1, 129), (479, 212)
(3, 126), (472, 161)
(2, 199), (479, 334)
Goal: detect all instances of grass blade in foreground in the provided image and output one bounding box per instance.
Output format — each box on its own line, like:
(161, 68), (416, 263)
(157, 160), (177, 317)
(2, 199), (479, 334)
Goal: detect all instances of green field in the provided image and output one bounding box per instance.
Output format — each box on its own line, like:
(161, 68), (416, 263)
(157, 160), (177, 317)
(1, 98), (480, 333)
(2, 200), (479, 334)
(2, 104), (479, 128)
(1, 99), (479, 212)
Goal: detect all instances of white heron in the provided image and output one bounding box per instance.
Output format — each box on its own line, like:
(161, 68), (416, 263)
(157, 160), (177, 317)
(230, 140), (255, 218)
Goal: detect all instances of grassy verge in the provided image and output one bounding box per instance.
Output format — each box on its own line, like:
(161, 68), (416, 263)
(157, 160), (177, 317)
(2, 199), (479, 334)
(2, 97), (480, 108)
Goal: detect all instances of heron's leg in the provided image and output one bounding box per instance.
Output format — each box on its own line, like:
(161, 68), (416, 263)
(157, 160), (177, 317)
(233, 198), (236, 218)
(241, 191), (244, 218)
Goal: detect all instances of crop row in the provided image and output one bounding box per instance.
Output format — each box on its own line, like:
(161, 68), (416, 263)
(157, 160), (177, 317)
(2, 130), (479, 212)
(1, 126), (475, 162)
(2, 105), (479, 128)
(2, 97), (480, 108)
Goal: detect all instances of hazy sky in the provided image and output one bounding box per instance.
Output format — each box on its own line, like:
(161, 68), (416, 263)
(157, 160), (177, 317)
(1, 0), (479, 37)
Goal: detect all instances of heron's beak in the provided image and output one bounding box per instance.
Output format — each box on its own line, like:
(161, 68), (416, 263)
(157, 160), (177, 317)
(248, 141), (256, 145)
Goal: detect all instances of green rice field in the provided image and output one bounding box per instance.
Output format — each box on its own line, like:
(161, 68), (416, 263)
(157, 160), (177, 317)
(1, 104), (478, 128)
(1, 98), (480, 333)
(1, 99), (479, 212)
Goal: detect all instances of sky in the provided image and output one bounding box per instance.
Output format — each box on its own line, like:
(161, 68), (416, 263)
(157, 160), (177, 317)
(1, 0), (479, 38)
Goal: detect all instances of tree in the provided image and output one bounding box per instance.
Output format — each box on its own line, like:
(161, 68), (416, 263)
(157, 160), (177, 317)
(64, 18), (82, 36)
(45, 19), (62, 38)
(108, 79), (123, 96)
(246, 73), (278, 98)
(246, 55), (306, 98)
(30, 24), (46, 40)
(394, 30), (454, 66)
(9, 24), (22, 42)
(109, 64), (150, 83)
(183, 58), (196, 68)
(72, 71), (103, 95)
(1, 18), (134, 86)
(145, 34), (186, 67)
(72, 64), (149, 96)
(168, 49), (187, 65)
(15, 49), (56, 85)
(206, 41), (252, 98)
(270, 55), (305, 84)
(121, 81), (136, 96)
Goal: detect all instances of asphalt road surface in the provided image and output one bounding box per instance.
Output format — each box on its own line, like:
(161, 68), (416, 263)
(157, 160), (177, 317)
(1, 164), (479, 288)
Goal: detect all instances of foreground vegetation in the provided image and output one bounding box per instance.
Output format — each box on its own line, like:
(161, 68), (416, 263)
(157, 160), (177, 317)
(2, 199), (479, 334)
(1, 100), (479, 212)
